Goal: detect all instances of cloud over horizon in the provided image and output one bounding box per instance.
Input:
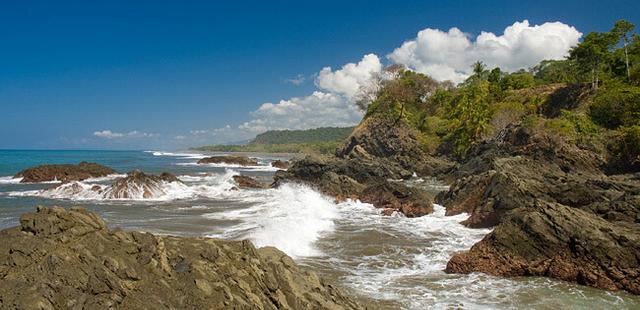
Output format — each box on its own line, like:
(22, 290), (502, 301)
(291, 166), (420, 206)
(388, 20), (582, 83)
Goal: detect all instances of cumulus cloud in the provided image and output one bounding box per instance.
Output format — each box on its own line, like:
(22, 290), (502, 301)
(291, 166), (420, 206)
(93, 130), (157, 139)
(388, 20), (582, 83)
(316, 53), (383, 100)
(239, 91), (363, 133)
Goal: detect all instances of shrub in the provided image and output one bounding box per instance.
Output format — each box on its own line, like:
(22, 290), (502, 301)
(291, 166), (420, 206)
(589, 83), (640, 128)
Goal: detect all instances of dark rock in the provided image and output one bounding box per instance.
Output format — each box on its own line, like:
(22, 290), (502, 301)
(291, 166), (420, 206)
(0, 207), (364, 309)
(232, 175), (268, 189)
(14, 162), (117, 183)
(446, 201), (640, 294)
(271, 160), (290, 169)
(197, 155), (258, 166)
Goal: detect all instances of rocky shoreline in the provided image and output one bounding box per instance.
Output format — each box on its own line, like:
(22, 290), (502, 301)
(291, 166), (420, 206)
(0, 206), (364, 309)
(274, 109), (640, 294)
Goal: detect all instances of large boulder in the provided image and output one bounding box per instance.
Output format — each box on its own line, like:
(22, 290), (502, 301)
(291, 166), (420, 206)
(197, 155), (258, 166)
(446, 201), (640, 294)
(0, 206), (364, 309)
(14, 162), (117, 183)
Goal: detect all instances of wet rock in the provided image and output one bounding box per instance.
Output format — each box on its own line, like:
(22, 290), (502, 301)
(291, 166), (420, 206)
(197, 155), (258, 166)
(446, 201), (640, 294)
(0, 207), (364, 309)
(271, 159), (290, 169)
(439, 124), (640, 294)
(14, 162), (116, 183)
(232, 175), (267, 189)
(103, 171), (183, 199)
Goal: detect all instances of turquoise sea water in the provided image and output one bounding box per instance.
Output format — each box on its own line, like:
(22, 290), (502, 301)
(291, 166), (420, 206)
(1, 149), (639, 309)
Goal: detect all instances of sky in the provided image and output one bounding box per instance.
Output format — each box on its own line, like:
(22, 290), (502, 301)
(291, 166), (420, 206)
(1, 0), (638, 150)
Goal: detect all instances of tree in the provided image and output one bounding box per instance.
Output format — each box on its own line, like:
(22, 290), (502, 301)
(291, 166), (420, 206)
(612, 20), (635, 82)
(449, 79), (491, 155)
(569, 32), (617, 90)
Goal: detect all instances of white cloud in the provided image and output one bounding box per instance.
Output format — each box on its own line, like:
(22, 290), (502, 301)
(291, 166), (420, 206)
(316, 53), (383, 100)
(388, 20), (582, 83)
(93, 130), (123, 139)
(285, 74), (306, 85)
(93, 130), (157, 139)
(239, 91), (362, 133)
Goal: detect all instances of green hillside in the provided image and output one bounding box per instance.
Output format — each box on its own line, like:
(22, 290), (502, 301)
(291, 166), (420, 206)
(192, 126), (355, 154)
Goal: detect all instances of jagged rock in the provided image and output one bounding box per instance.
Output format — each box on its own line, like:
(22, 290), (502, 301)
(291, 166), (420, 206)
(436, 124), (622, 228)
(446, 201), (640, 294)
(273, 116), (452, 217)
(438, 124), (640, 295)
(233, 175), (268, 189)
(271, 160), (290, 169)
(14, 162), (116, 183)
(197, 155), (258, 166)
(0, 207), (364, 309)
(103, 171), (183, 199)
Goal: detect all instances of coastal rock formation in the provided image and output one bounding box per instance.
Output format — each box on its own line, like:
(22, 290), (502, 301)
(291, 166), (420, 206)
(0, 206), (364, 309)
(439, 124), (640, 294)
(271, 160), (290, 169)
(14, 162), (116, 183)
(102, 171), (184, 199)
(275, 117), (451, 217)
(446, 201), (640, 294)
(233, 175), (268, 189)
(197, 155), (258, 166)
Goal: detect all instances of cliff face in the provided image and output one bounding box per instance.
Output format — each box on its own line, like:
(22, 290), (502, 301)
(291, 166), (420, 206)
(0, 206), (363, 310)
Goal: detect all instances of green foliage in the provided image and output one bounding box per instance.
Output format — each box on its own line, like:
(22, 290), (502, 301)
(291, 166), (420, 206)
(448, 80), (492, 155)
(531, 60), (577, 84)
(193, 127), (354, 154)
(251, 127), (354, 144)
(500, 71), (536, 90)
(589, 82), (640, 128)
(608, 125), (640, 172)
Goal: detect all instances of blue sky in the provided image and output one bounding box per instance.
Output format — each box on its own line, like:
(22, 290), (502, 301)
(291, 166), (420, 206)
(1, 0), (638, 150)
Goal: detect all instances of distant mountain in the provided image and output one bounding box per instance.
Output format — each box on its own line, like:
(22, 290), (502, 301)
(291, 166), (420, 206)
(192, 126), (355, 154)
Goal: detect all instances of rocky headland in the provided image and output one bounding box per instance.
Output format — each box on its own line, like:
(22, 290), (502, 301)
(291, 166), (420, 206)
(0, 206), (364, 309)
(273, 75), (640, 295)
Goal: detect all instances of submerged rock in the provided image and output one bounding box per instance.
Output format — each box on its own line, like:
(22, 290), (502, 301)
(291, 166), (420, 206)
(0, 206), (364, 309)
(233, 175), (268, 189)
(197, 155), (258, 166)
(102, 171), (183, 199)
(14, 162), (116, 183)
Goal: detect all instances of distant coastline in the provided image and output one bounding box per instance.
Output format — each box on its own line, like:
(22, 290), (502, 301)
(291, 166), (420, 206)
(192, 126), (354, 154)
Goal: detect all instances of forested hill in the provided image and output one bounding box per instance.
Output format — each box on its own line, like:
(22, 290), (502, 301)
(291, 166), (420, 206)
(251, 127), (355, 144)
(192, 126), (355, 154)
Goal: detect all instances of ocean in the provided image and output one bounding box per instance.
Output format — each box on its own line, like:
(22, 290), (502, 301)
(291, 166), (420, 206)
(0, 149), (638, 309)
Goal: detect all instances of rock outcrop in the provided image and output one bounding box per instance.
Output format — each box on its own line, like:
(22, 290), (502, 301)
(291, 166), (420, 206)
(271, 160), (290, 169)
(198, 156), (258, 166)
(233, 175), (268, 189)
(0, 206), (364, 309)
(446, 201), (640, 294)
(102, 171), (184, 199)
(439, 124), (640, 294)
(275, 117), (452, 217)
(14, 162), (117, 183)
